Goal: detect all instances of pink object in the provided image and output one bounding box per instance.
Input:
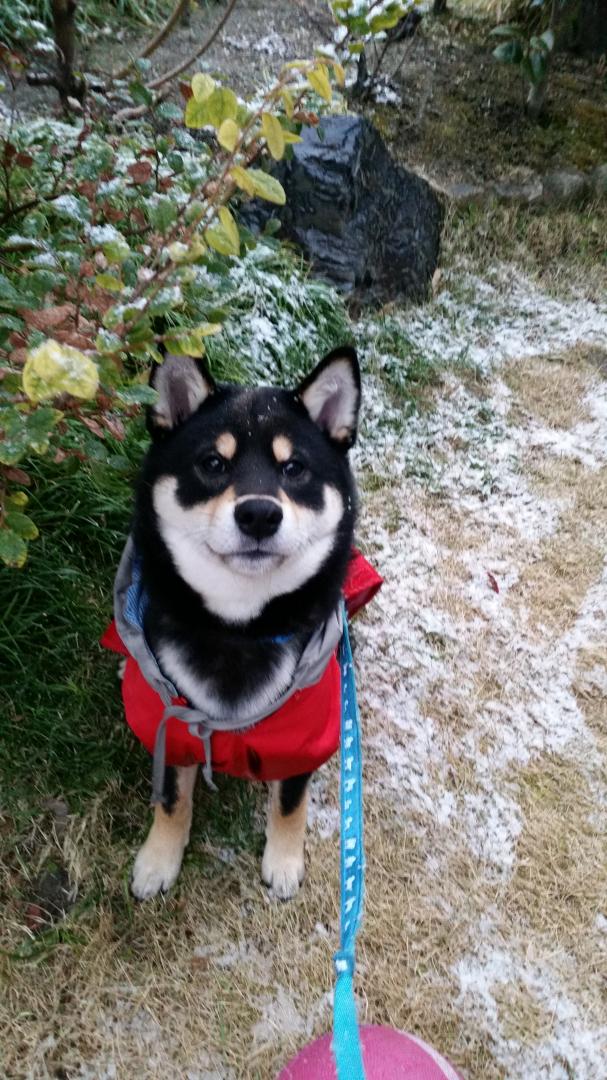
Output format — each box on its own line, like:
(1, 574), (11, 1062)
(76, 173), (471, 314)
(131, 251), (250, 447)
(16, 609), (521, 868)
(277, 1025), (464, 1080)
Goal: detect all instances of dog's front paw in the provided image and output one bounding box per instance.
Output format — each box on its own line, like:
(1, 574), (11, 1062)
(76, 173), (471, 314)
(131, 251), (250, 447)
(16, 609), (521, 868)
(131, 840), (184, 900)
(261, 840), (305, 900)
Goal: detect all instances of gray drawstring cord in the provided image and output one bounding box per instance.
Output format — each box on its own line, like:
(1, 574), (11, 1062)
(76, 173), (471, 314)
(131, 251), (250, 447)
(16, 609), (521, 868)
(152, 706), (218, 803)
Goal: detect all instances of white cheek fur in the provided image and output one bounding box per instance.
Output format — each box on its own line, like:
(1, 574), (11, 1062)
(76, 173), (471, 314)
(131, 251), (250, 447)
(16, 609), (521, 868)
(152, 476), (344, 624)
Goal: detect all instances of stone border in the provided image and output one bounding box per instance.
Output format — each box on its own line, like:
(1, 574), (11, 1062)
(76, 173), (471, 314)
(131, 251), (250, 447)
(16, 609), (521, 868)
(427, 163), (607, 208)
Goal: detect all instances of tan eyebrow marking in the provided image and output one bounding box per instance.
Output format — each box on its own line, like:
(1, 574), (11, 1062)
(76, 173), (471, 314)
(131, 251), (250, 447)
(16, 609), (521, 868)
(272, 435), (293, 463)
(215, 432), (237, 459)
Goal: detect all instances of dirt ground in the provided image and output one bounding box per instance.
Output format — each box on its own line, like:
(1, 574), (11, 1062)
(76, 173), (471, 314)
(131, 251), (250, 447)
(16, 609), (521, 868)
(3, 3), (607, 1078)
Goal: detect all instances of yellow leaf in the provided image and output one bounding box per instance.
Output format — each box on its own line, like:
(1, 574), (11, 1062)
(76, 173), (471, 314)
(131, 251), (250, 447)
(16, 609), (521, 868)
(308, 64), (332, 103)
(282, 130), (302, 144)
(230, 165), (256, 196)
(247, 169), (286, 205)
(332, 60), (346, 87)
(218, 206), (240, 252)
(217, 117), (239, 152)
(205, 87), (238, 128)
(261, 112), (285, 161)
(280, 88), (294, 119)
(191, 73), (215, 102)
(197, 322), (223, 337)
(23, 339), (99, 403)
(205, 209), (240, 257)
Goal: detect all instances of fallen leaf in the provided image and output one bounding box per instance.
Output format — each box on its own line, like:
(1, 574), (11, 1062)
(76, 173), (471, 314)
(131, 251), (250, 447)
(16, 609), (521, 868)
(487, 571), (500, 594)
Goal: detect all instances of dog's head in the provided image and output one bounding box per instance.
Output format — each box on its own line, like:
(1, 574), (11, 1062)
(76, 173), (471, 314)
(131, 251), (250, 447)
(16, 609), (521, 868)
(138, 347), (361, 624)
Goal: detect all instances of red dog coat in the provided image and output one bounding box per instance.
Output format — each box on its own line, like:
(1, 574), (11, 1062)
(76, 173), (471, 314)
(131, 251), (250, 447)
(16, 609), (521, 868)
(101, 550), (382, 782)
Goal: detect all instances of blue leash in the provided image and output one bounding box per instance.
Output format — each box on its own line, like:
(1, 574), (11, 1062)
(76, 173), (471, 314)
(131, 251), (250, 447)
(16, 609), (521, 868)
(332, 609), (366, 1079)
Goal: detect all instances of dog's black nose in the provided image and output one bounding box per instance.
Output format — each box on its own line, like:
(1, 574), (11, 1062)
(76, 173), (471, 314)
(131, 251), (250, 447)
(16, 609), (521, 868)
(234, 498), (283, 540)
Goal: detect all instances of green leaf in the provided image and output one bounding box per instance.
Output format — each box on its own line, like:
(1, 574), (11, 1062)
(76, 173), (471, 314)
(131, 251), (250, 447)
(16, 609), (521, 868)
(369, 10), (403, 32)
(539, 28), (555, 51)
(493, 40), (523, 63)
(129, 80), (154, 106)
(0, 405), (62, 465)
(0, 273), (21, 308)
(165, 323), (222, 357)
(0, 526), (27, 568)
(5, 510), (38, 540)
(95, 273), (124, 293)
(147, 197), (177, 233)
(489, 23), (523, 38)
(529, 48), (547, 84)
(246, 169), (286, 205)
(116, 384), (159, 405)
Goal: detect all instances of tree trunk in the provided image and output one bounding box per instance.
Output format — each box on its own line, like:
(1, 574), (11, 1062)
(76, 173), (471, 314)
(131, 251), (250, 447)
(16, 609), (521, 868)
(51, 0), (84, 104)
(555, 0), (607, 57)
(433, 0), (448, 14)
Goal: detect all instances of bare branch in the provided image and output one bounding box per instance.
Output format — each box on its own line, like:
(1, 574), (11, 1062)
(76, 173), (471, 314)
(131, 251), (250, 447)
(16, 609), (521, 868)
(146, 0), (239, 91)
(113, 90), (169, 124)
(112, 0), (190, 82)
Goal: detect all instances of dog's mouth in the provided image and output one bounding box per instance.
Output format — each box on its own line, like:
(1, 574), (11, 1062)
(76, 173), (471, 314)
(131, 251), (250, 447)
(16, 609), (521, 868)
(214, 546), (286, 575)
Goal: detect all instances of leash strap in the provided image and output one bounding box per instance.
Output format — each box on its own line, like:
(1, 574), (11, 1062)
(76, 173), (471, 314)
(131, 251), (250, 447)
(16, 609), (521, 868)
(333, 610), (366, 1079)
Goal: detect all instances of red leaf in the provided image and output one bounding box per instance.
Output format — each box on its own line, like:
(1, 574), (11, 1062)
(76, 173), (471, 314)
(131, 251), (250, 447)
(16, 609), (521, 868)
(54, 330), (95, 349)
(80, 416), (105, 438)
(15, 152), (33, 168)
(104, 206), (126, 222)
(487, 571), (500, 594)
(77, 180), (97, 200)
(22, 303), (76, 331)
(179, 81), (193, 101)
(103, 415), (126, 441)
(4, 466), (31, 485)
(158, 176), (174, 192)
(127, 160), (153, 184)
(24, 902), (47, 931)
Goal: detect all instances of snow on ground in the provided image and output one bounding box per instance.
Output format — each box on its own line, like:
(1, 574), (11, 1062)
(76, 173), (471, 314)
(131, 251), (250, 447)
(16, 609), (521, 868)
(317, 263), (607, 1078)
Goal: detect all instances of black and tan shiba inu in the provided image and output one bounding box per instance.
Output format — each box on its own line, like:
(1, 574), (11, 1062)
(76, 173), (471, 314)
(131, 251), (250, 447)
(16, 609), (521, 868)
(104, 346), (374, 900)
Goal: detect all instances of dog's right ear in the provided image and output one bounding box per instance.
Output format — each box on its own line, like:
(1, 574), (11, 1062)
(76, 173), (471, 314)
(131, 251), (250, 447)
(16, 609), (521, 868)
(148, 353), (215, 436)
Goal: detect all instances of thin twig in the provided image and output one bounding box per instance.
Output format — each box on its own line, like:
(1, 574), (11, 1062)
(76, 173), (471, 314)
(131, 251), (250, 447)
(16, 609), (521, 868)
(113, 90), (169, 123)
(113, 0), (191, 81)
(146, 0), (239, 91)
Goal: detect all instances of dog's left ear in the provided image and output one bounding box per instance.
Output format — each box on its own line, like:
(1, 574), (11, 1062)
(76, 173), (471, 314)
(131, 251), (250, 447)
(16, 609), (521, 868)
(297, 346), (361, 449)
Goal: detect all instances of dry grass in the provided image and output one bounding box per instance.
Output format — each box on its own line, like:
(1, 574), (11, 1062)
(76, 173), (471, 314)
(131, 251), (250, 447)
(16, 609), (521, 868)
(503, 351), (595, 431)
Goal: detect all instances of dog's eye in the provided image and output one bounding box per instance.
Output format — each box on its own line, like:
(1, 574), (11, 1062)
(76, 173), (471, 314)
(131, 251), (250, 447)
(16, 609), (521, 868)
(282, 459), (305, 479)
(199, 452), (226, 475)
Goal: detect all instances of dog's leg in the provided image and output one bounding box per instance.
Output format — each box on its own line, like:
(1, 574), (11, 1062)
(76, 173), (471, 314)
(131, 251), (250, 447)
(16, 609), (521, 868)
(262, 772), (311, 900)
(131, 763), (198, 900)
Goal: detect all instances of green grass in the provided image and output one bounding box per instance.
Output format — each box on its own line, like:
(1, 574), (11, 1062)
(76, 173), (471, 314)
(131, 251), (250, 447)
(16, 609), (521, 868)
(0, 423), (147, 807)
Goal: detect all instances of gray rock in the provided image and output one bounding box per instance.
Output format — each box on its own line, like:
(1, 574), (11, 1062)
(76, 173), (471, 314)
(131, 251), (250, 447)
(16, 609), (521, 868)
(589, 164), (607, 199)
(542, 169), (588, 205)
(240, 116), (443, 305)
(491, 179), (543, 205)
(437, 181), (486, 206)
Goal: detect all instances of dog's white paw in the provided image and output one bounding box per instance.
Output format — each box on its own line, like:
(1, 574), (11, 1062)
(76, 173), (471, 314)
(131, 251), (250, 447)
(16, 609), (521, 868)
(261, 840), (305, 900)
(131, 841), (184, 900)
